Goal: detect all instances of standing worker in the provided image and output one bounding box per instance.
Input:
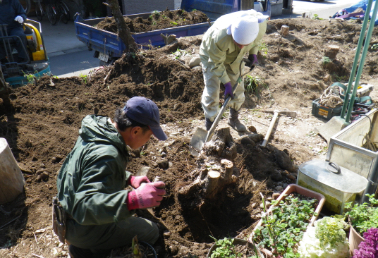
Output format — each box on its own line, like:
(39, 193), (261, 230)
(55, 97), (167, 258)
(200, 10), (268, 132)
(0, 0), (28, 63)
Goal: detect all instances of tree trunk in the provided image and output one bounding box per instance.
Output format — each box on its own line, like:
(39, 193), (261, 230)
(106, 0), (137, 52)
(0, 66), (11, 114)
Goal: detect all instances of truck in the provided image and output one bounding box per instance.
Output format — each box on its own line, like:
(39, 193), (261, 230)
(74, 0), (291, 65)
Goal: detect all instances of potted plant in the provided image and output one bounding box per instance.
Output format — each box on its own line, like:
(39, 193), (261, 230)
(207, 237), (264, 258)
(249, 184), (325, 257)
(343, 194), (378, 254)
(352, 227), (378, 257)
(297, 217), (350, 258)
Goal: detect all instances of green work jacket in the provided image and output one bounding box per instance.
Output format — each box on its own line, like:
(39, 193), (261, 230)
(57, 115), (132, 227)
(199, 20), (267, 85)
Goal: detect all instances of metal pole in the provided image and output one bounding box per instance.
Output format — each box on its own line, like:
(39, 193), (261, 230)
(345, 1), (378, 123)
(341, 0), (373, 119)
(362, 159), (378, 203)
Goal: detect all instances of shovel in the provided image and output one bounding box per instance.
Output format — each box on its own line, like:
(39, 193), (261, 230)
(190, 67), (253, 156)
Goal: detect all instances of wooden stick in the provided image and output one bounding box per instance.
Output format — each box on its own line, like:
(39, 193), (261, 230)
(221, 159), (234, 181)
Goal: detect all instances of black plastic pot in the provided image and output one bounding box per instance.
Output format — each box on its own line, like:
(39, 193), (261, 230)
(206, 238), (264, 258)
(139, 241), (157, 258)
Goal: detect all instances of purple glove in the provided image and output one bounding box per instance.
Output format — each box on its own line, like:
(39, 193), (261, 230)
(247, 54), (258, 67)
(128, 175), (150, 189)
(224, 82), (233, 99)
(126, 181), (166, 210)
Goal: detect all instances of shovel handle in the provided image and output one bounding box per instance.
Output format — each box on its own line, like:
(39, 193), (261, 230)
(261, 111), (279, 147)
(205, 65), (255, 143)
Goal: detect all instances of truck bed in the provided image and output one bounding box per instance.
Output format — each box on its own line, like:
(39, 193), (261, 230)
(74, 13), (210, 63)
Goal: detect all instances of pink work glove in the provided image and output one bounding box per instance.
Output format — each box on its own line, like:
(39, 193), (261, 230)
(224, 82), (233, 99)
(126, 181), (166, 210)
(128, 175), (150, 188)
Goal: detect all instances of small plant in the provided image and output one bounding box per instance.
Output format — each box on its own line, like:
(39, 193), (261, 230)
(170, 21), (178, 26)
(210, 237), (241, 258)
(312, 14), (323, 20)
(172, 48), (188, 59)
(258, 42), (268, 58)
(333, 73), (348, 82)
(322, 56), (332, 65)
(344, 194), (378, 235)
(252, 194), (318, 257)
(150, 10), (160, 19)
(79, 74), (88, 84)
(298, 217), (349, 258)
(244, 75), (267, 98)
(23, 71), (37, 83)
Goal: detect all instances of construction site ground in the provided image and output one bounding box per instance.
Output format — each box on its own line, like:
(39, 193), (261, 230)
(1, 17), (378, 257)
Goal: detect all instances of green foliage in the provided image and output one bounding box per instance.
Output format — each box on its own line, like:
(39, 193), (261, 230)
(344, 194), (378, 235)
(172, 48), (188, 59)
(258, 42), (268, 58)
(210, 237), (241, 258)
(371, 43), (378, 50)
(322, 56), (331, 65)
(23, 71), (37, 83)
(312, 14), (323, 20)
(244, 75), (268, 98)
(253, 195), (317, 257)
(333, 73), (348, 82)
(150, 10), (160, 19)
(170, 21), (178, 26)
(79, 74), (88, 84)
(315, 217), (346, 248)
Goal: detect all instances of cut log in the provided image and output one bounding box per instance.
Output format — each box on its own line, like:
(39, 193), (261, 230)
(206, 171), (220, 199)
(281, 25), (289, 36)
(0, 138), (25, 204)
(221, 159), (233, 181)
(324, 45), (340, 60)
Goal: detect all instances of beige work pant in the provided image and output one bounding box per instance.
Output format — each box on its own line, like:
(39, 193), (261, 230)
(201, 64), (245, 122)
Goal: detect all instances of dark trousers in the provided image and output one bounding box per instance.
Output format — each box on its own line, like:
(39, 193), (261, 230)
(0, 26), (28, 61)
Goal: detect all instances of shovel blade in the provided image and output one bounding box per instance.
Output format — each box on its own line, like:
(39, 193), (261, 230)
(315, 116), (349, 142)
(190, 127), (207, 156)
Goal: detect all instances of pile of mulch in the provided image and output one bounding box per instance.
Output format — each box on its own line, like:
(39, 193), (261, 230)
(96, 9), (209, 33)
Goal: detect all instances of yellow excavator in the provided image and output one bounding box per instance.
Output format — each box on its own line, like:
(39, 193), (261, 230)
(0, 19), (50, 87)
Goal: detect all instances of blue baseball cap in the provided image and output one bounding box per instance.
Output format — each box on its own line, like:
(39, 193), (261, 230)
(123, 97), (167, 141)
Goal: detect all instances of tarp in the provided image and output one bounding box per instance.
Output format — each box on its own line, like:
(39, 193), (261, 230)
(332, 0), (378, 25)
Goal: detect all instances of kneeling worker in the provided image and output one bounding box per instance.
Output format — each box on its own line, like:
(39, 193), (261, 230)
(200, 10), (268, 132)
(56, 96), (167, 258)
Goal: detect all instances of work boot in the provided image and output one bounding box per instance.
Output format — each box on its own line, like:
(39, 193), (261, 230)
(68, 245), (109, 258)
(205, 118), (213, 131)
(228, 108), (247, 132)
(68, 245), (93, 258)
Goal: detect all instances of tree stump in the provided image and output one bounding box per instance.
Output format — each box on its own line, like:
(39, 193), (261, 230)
(324, 45), (340, 60)
(0, 138), (25, 204)
(281, 25), (289, 36)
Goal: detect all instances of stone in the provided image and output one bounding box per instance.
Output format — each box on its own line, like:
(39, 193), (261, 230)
(189, 55), (201, 68)
(270, 170), (283, 181)
(157, 159), (169, 169)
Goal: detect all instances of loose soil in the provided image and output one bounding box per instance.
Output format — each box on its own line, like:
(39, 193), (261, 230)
(96, 9), (209, 33)
(1, 17), (378, 258)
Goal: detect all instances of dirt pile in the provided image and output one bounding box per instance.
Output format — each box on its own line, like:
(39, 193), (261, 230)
(96, 9), (209, 33)
(0, 17), (378, 257)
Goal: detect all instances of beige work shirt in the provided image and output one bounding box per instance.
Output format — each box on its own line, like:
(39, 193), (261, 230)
(199, 20), (267, 85)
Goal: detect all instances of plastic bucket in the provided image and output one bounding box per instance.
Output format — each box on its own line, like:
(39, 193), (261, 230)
(0, 138), (25, 204)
